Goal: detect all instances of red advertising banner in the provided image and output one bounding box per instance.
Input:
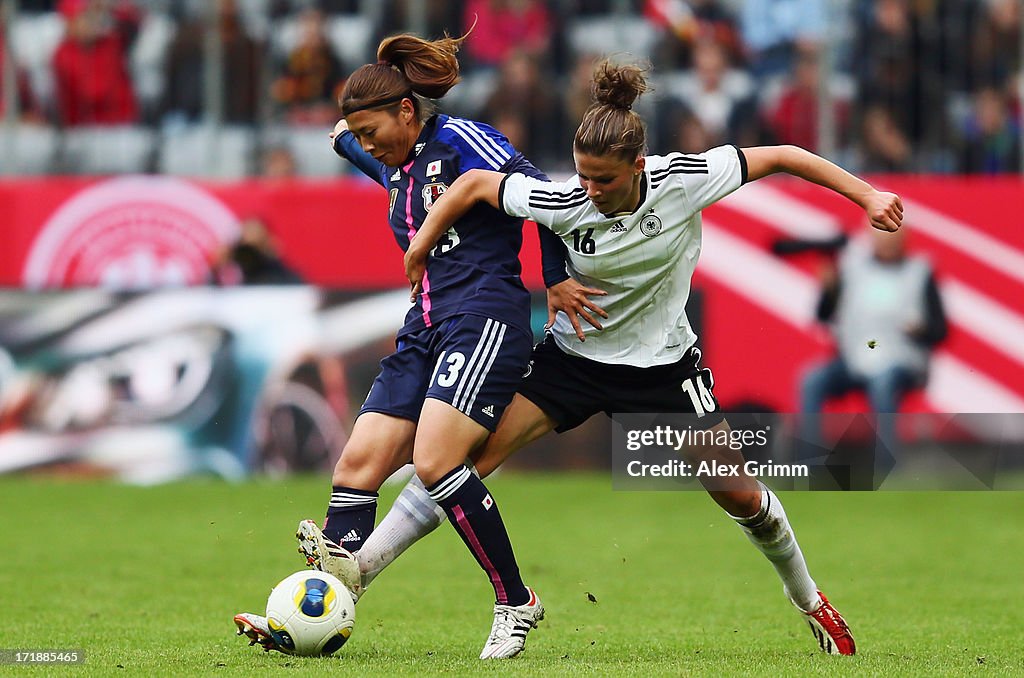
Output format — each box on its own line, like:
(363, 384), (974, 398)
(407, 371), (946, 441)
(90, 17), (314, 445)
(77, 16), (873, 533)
(0, 176), (548, 289)
(0, 175), (1022, 418)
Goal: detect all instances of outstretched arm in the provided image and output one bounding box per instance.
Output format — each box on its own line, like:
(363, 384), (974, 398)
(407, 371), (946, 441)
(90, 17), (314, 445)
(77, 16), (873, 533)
(404, 169), (504, 299)
(743, 145), (904, 232)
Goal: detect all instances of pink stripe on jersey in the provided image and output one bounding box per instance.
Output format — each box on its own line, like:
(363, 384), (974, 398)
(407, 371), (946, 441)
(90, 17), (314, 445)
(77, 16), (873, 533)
(452, 504), (508, 604)
(404, 161), (432, 327)
(420, 271), (433, 327)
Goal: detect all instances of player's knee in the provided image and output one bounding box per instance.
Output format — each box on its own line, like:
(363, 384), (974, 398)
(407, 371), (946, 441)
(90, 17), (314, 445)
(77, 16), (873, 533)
(411, 454), (456, 488)
(332, 443), (388, 488)
(726, 488), (763, 519)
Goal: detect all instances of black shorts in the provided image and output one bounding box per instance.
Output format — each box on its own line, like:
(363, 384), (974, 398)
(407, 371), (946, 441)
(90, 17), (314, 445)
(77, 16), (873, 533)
(518, 335), (725, 432)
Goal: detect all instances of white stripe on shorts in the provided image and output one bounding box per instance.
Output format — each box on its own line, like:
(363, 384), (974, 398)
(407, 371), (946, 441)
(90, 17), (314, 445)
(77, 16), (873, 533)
(463, 321), (506, 415)
(451, 319), (505, 415)
(451, 319), (496, 407)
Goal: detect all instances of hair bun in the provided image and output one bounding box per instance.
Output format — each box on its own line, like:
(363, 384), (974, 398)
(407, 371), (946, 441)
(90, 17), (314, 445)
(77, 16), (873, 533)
(592, 60), (649, 110)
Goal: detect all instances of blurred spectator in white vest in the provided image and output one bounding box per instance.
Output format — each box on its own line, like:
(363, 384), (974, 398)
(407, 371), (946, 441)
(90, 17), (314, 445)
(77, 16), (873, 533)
(799, 225), (947, 454)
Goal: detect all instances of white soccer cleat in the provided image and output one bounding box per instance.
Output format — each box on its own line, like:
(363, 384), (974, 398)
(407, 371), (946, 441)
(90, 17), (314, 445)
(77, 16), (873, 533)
(295, 519), (363, 601)
(800, 590), (856, 655)
(233, 613), (288, 654)
(479, 587), (545, 659)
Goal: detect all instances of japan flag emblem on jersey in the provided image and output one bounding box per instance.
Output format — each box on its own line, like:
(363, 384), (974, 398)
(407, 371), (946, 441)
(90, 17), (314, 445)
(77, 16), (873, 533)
(426, 160), (442, 177)
(422, 182), (448, 210)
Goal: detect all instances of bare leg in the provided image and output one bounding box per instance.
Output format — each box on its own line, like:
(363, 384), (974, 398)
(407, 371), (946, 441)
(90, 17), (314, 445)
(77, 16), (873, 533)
(320, 412), (415, 550)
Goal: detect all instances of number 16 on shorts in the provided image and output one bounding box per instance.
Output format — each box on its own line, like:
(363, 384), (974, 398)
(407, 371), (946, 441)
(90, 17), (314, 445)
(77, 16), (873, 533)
(681, 369), (718, 417)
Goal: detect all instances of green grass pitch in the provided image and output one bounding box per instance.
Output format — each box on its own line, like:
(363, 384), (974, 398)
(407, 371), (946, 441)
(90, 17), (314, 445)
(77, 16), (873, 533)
(1, 474), (1022, 676)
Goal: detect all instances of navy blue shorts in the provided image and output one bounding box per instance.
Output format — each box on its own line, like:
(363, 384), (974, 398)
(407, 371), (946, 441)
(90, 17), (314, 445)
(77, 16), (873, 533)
(517, 335), (725, 432)
(361, 314), (533, 432)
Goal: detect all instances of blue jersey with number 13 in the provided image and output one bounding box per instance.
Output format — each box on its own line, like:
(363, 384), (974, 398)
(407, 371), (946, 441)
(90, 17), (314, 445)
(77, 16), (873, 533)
(334, 114), (547, 339)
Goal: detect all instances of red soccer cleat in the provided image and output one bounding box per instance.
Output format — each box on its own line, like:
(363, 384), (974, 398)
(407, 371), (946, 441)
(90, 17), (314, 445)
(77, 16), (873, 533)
(802, 591), (856, 655)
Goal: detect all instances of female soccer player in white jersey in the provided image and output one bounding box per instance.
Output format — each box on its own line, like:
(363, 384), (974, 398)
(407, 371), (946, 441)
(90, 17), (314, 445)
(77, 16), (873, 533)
(294, 61), (903, 656)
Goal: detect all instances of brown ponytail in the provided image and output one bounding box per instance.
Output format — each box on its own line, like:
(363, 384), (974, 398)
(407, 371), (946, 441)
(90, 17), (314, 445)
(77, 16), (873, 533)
(340, 33), (466, 118)
(573, 60), (650, 161)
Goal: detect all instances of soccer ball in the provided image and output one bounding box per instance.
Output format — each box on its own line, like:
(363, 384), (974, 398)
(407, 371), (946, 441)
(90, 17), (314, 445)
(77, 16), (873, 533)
(265, 570), (355, 656)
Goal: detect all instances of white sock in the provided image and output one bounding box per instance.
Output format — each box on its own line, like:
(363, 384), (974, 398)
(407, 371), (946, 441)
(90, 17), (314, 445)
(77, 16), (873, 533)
(356, 462), (478, 588)
(730, 482), (821, 612)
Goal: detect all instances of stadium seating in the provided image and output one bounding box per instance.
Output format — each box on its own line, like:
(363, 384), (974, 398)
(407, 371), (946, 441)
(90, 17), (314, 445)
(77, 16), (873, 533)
(0, 124), (59, 175)
(61, 125), (157, 175)
(158, 124), (255, 178)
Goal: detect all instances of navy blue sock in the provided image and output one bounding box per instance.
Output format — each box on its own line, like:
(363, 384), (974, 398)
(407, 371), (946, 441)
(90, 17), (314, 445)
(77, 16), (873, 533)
(426, 466), (530, 606)
(322, 486), (377, 552)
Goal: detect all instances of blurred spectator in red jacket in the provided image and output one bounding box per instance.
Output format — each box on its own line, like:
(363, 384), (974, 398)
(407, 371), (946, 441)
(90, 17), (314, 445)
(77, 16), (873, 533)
(53, 0), (140, 127)
(463, 0), (552, 70)
(270, 8), (345, 126)
(766, 48), (848, 152)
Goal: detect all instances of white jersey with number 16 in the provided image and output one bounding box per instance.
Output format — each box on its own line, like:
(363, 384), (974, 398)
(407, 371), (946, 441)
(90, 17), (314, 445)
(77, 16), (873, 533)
(500, 144), (746, 367)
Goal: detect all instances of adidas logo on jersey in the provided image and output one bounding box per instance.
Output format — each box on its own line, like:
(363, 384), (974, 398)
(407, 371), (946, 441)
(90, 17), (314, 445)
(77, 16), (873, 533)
(481, 404), (495, 417)
(339, 529), (360, 543)
(610, 221), (628, 233)
(390, 168), (401, 182)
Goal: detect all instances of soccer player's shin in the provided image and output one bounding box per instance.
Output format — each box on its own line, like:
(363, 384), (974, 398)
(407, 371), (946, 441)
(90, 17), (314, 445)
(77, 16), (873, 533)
(426, 465), (530, 607)
(730, 482), (820, 612)
(358, 462), (480, 587)
(359, 472), (447, 588)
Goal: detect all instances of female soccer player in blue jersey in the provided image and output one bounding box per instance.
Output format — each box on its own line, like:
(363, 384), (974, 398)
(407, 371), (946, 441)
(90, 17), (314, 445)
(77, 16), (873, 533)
(234, 32), (570, 659)
(313, 60), (905, 657)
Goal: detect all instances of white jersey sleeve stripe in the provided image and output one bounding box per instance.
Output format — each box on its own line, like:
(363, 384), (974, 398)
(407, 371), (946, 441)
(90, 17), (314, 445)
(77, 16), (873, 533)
(500, 172), (575, 232)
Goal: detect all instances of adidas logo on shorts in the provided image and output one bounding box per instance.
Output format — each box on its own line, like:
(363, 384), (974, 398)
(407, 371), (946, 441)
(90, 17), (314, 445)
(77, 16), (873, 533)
(482, 405), (495, 417)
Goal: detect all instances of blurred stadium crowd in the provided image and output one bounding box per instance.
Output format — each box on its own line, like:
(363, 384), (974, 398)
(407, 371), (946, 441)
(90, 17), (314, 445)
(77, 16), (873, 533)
(0, 0), (1020, 177)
